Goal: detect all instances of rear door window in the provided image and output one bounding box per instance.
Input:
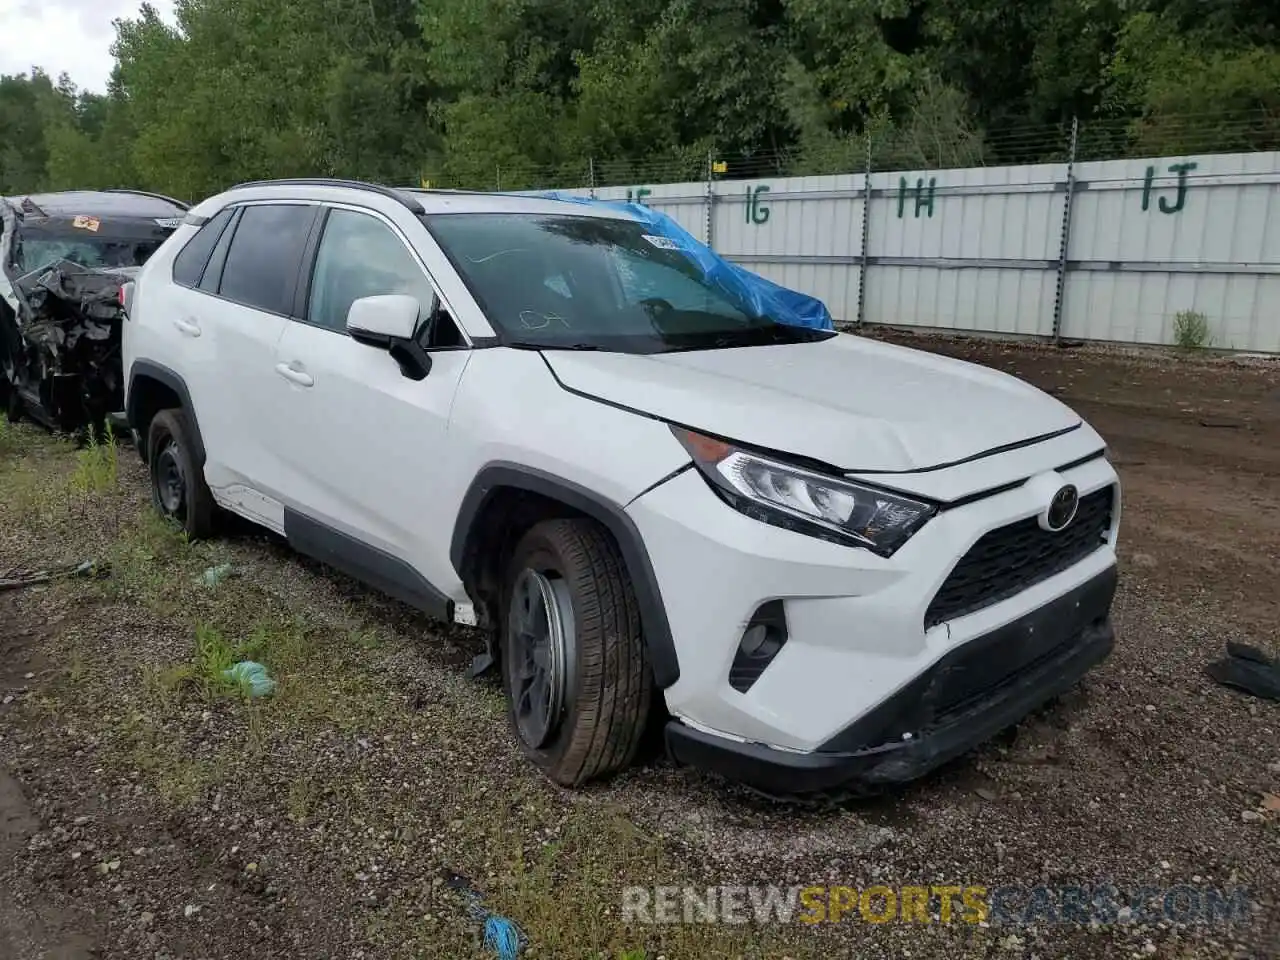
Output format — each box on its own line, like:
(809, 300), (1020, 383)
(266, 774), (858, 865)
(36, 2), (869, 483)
(217, 204), (317, 316)
(172, 207), (234, 287)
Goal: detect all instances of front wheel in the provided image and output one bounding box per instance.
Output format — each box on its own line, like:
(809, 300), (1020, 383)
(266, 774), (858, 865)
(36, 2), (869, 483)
(501, 518), (652, 786)
(147, 408), (216, 539)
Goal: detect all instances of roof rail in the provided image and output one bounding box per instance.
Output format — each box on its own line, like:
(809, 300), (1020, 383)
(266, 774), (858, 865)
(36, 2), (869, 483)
(101, 188), (190, 211)
(231, 178), (425, 215)
(398, 186), (502, 197)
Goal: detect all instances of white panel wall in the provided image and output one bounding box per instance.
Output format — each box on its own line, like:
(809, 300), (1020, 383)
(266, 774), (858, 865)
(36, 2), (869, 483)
(594, 181), (707, 242)
(580, 149), (1280, 353)
(1062, 152), (1280, 350)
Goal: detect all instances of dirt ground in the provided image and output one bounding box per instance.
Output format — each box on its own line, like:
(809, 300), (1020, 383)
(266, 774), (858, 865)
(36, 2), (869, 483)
(0, 332), (1277, 959)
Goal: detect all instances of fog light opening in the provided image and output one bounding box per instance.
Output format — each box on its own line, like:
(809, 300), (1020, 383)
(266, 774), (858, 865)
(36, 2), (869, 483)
(729, 600), (789, 693)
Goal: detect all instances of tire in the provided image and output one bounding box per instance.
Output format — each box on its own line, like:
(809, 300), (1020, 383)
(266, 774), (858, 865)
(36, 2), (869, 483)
(2, 383), (18, 424)
(0, 361), (18, 426)
(147, 408), (215, 539)
(501, 518), (652, 786)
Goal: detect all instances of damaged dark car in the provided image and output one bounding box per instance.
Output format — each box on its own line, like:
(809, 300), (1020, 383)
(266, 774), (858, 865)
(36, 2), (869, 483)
(1, 190), (187, 434)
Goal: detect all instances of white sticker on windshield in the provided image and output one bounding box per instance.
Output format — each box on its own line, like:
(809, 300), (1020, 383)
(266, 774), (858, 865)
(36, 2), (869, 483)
(642, 234), (681, 250)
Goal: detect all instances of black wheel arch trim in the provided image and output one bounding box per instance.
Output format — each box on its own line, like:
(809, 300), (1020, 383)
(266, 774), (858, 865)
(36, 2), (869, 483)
(450, 462), (681, 689)
(127, 360), (206, 465)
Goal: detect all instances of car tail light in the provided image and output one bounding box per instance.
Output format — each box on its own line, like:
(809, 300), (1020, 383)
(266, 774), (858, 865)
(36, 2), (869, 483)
(119, 281), (135, 319)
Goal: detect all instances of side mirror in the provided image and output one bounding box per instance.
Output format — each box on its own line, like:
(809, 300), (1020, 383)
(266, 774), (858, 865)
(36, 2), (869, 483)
(346, 294), (432, 381)
(346, 294), (421, 341)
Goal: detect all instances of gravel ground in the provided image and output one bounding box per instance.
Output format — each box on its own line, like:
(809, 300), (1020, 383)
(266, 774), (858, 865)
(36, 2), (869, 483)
(0, 333), (1277, 959)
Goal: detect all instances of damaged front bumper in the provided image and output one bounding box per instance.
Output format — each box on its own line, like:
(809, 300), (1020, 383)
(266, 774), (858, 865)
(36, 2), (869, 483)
(664, 566), (1118, 798)
(1, 259), (133, 432)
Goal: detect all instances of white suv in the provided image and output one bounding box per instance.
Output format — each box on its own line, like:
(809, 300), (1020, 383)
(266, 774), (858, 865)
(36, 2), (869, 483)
(123, 178), (1121, 797)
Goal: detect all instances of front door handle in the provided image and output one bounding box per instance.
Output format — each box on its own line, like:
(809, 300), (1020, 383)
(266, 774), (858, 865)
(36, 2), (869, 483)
(173, 317), (201, 338)
(275, 361), (314, 388)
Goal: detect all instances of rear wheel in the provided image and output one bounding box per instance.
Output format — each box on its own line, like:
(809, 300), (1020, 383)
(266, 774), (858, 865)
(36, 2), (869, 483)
(147, 408), (215, 539)
(501, 518), (652, 786)
(0, 329), (20, 424)
(1, 382), (18, 424)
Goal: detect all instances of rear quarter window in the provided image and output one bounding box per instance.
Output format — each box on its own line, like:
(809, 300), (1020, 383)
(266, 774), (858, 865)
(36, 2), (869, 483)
(171, 208), (235, 287)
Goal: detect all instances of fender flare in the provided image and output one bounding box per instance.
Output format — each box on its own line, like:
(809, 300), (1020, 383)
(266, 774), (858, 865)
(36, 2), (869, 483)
(450, 463), (680, 689)
(126, 360), (206, 465)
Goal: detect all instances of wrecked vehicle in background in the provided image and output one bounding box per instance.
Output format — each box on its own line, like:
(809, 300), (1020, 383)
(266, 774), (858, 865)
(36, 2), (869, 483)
(1, 190), (187, 434)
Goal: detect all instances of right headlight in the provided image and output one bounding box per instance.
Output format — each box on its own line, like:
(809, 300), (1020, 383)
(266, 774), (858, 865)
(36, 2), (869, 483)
(672, 426), (936, 557)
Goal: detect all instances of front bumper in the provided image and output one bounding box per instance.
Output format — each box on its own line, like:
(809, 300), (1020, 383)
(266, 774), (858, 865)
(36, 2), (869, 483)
(665, 565), (1117, 795)
(627, 437), (1120, 751)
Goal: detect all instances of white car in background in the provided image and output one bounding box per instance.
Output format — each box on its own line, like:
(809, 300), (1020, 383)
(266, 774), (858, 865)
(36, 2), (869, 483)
(122, 178), (1121, 796)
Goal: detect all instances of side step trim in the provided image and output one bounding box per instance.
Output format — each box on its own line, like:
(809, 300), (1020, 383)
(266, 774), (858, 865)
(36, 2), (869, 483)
(283, 508), (454, 623)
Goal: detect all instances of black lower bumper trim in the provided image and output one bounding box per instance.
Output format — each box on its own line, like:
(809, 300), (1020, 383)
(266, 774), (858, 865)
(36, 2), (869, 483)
(665, 565), (1118, 796)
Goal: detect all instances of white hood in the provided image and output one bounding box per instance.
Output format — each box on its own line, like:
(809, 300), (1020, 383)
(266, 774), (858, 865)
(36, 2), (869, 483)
(544, 333), (1082, 473)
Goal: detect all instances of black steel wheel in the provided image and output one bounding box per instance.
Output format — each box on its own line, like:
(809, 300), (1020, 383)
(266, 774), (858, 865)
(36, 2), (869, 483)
(146, 408), (215, 539)
(500, 518), (652, 786)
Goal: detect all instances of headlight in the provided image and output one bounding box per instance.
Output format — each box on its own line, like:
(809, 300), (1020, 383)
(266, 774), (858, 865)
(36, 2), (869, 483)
(672, 427), (936, 557)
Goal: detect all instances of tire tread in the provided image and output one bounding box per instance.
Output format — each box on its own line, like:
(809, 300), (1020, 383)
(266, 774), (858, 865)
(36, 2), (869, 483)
(509, 517), (652, 786)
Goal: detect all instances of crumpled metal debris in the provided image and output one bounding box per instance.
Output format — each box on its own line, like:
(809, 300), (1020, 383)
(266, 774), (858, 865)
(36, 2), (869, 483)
(2, 194), (176, 434)
(5, 259), (133, 430)
(12, 259), (130, 353)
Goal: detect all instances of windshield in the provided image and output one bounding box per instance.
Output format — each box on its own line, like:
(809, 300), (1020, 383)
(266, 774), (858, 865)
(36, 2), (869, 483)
(13, 223), (170, 275)
(425, 213), (835, 353)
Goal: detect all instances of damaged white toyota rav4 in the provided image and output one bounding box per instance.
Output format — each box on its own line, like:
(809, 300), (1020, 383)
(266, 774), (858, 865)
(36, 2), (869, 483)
(123, 178), (1120, 797)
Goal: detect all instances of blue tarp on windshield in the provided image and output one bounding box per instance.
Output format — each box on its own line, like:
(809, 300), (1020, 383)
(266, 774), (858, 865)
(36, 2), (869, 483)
(534, 192), (835, 331)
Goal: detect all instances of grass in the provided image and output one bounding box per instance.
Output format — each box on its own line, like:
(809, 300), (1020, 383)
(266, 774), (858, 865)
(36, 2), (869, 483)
(70, 421), (119, 496)
(1172, 309), (1212, 349)
(0, 418), (128, 536)
(153, 622), (268, 701)
(116, 709), (219, 807)
(0, 427), (829, 959)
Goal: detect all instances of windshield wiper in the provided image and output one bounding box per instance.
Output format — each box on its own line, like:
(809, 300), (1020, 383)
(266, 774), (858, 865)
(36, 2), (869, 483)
(651, 324), (836, 353)
(507, 341), (602, 351)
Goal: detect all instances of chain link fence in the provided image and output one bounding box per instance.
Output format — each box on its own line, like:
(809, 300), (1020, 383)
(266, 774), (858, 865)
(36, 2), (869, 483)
(415, 109), (1280, 193)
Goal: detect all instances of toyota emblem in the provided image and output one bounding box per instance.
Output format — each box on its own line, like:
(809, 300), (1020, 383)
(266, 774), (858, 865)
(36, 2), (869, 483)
(1044, 484), (1080, 531)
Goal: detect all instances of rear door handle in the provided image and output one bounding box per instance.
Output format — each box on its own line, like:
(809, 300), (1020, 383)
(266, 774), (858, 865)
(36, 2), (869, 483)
(275, 361), (314, 388)
(173, 317), (201, 337)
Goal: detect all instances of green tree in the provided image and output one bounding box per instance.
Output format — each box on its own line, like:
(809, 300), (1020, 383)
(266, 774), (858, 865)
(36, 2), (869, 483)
(1100, 9), (1280, 155)
(0, 71), (59, 194)
(9, 0), (1275, 198)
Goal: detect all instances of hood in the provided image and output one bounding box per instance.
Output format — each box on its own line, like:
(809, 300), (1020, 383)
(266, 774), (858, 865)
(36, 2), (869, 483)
(543, 333), (1081, 473)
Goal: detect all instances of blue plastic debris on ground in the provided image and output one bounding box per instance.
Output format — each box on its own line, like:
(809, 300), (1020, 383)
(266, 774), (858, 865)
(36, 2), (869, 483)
(222, 661), (276, 698)
(534, 191), (835, 331)
(196, 563), (234, 587)
(442, 869), (525, 958)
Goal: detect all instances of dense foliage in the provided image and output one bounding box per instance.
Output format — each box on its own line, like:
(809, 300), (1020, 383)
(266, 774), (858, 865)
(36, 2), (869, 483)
(2, 0), (1278, 199)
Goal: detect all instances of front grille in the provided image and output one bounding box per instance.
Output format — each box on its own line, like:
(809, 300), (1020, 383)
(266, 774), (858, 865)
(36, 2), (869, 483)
(925, 486), (1113, 629)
